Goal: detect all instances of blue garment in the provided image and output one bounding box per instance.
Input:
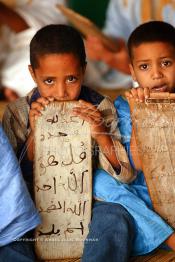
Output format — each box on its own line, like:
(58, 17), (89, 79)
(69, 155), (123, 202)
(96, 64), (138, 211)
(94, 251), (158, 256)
(93, 96), (173, 256)
(81, 201), (134, 262)
(0, 123), (41, 246)
(0, 241), (35, 262)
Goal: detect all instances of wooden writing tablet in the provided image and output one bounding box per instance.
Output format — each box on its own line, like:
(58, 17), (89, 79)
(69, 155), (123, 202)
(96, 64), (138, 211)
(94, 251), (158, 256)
(34, 101), (92, 259)
(129, 93), (175, 229)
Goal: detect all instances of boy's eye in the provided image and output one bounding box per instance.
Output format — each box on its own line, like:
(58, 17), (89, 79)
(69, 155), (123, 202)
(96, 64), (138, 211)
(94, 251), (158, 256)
(66, 75), (77, 83)
(139, 64), (149, 70)
(44, 78), (54, 85)
(161, 60), (172, 67)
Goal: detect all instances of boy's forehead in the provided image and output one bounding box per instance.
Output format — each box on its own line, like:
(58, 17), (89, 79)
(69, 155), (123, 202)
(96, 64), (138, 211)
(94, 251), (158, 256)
(131, 42), (175, 61)
(32, 53), (84, 77)
(36, 53), (81, 68)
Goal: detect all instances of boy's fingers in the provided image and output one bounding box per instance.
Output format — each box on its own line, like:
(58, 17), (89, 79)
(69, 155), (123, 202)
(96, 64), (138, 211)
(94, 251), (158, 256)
(29, 109), (42, 117)
(73, 103), (103, 125)
(31, 101), (45, 111)
(31, 97), (54, 114)
(125, 88), (147, 102)
(74, 111), (102, 125)
(125, 90), (132, 100)
(130, 88), (140, 101)
(137, 88), (144, 102)
(36, 97), (51, 105)
(78, 99), (94, 108)
(74, 100), (101, 117)
(47, 97), (54, 102)
(73, 106), (100, 118)
(144, 87), (150, 99)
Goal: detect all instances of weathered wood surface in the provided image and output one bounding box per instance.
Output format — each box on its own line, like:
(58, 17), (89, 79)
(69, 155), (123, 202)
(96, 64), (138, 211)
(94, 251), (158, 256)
(57, 4), (119, 52)
(129, 93), (175, 229)
(34, 102), (92, 260)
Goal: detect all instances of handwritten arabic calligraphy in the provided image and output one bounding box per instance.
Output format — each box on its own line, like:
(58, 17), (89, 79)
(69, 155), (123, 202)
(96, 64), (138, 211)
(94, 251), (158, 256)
(34, 101), (92, 258)
(35, 169), (88, 194)
(47, 113), (84, 125)
(39, 142), (87, 175)
(39, 199), (87, 216)
(38, 221), (84, 238)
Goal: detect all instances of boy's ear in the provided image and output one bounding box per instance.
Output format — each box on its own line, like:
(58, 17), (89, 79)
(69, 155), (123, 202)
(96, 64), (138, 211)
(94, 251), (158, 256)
(28, 65), (36, 82)
(129, 63), (137, 82)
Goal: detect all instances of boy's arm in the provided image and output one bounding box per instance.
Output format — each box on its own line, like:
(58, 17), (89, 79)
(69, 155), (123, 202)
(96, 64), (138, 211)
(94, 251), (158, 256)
(97, 97), (135, 183)
(0, 2), (29, 33)
(73, 97), (135, 183)
(85, 36), (130, 74)
(73, 99), (119, 168)
(94, 129), (120, 170)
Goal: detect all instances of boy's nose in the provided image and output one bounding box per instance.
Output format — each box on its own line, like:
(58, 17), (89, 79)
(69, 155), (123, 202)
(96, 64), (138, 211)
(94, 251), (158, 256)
(152, 66), (163, 80)
(55, 83), (67, 99)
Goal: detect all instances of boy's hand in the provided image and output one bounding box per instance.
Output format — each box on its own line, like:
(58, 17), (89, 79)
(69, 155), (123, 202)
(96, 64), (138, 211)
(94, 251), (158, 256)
(125, 87), (150, 102)
(85, 36), (107, 61)
(73, 100), (121, 169)
(72, 100), (106, 140)
(29, 97), (54, 131)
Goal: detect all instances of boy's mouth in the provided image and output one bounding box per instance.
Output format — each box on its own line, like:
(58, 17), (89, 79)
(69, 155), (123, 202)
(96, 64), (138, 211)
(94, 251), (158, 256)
(151, 84), (168, 92)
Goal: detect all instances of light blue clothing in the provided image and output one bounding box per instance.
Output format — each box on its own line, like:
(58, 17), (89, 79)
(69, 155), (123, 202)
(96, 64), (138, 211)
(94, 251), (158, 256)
(0, 123), (41, 246)
(93, 96), (174, 256)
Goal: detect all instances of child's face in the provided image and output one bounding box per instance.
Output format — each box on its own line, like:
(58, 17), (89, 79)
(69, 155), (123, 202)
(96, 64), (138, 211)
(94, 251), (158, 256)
(29, 53), (85, 101)
(129, 42), (175, 93)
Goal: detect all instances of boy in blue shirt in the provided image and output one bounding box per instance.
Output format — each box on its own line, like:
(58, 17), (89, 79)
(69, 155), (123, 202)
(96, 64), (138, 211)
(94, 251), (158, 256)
(93, 21), (175, 256)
